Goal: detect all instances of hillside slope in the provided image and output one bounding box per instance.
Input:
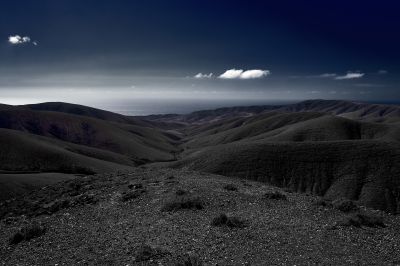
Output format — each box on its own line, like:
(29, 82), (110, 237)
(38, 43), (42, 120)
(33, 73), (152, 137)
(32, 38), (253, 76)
(174, 140), (400, 213)
(1, 168), (399, 265)
(0, 109), (178, 163)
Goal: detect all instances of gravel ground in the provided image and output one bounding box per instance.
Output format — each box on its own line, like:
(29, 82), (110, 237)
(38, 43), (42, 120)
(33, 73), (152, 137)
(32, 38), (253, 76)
(1, 168), (400, 265)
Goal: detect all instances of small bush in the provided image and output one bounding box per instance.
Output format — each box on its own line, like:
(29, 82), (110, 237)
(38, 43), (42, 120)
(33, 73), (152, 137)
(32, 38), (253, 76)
(223, 184), (238, 191)
(128, 183), (143, 189)
(9, 223), (46, 245)
(120, 190), (145, 202)
(175, 255), (203, 266)
(161, 197), (203, 212)
(175, 189), (188, 196)
(313, 199), (333, 208)
(337, 213), (385, 228)
(211, 213), (246, 228)
(332, 199), (358, 213)
(262, 191), (287, 200)
(134, 244), (165, 262)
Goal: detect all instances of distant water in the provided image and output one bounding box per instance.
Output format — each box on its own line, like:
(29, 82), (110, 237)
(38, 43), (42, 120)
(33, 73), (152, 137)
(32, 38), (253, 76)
(93, 99), (298, 116)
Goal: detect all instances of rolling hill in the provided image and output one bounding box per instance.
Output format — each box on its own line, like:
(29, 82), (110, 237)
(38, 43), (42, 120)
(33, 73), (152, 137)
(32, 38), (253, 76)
(1, 99), (399, 214)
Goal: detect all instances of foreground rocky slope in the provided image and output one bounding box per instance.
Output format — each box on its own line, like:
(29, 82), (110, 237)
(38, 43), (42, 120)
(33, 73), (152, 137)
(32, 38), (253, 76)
(1, 168), (399, 265)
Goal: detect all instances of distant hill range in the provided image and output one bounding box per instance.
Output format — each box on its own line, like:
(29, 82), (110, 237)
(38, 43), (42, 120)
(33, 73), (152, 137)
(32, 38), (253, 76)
(0, 99), (399, 213)
(144, 99), (400, 124)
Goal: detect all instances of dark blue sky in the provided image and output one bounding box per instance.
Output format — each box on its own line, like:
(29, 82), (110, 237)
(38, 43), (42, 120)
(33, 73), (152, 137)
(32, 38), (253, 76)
(0, 0), (399, 105)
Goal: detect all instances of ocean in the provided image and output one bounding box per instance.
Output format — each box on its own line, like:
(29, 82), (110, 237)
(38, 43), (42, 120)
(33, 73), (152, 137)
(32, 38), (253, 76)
(94, 99), (298, 116)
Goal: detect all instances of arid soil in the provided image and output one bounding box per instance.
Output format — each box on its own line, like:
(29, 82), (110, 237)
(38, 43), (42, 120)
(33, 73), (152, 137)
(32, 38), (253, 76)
(1, 168), (399, 265)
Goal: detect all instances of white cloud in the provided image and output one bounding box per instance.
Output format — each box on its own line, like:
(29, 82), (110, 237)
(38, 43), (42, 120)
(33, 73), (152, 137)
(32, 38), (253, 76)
(219, 69), (270, 79)
(219, 69), (244, 79)
(335, 72), (365, 80)
(33, 41), (38, 46)
(240, 69), (270, 79)
(8, 35), (32, 45)
(194, 73), (213, 79)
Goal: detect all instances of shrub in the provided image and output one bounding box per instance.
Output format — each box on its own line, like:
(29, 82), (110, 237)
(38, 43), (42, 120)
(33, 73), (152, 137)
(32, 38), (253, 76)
(337, 213), (385, 228)
(262, 191), (287, 200)
(9, 223), (46, 245)
(120, 190), (145, 202)
(175, 189), (188, 196)
(175, 255), (203, 266)
(128, 183), (143, 190)
(313, 198), (333, 208)
(134, 244), (165, 262)
(161, 196), (203, 212)
(332, 199), (358, 213)
(223, 184), (238, 191)
(211, 213), (246, 228)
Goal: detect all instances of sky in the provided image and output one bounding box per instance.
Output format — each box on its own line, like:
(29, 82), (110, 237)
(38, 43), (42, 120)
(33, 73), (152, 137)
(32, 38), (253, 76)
(1, 0), (399, 108)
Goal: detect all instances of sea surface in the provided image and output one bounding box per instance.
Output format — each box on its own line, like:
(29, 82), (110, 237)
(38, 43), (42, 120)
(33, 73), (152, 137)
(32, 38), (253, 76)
(93, 99), (298, 116)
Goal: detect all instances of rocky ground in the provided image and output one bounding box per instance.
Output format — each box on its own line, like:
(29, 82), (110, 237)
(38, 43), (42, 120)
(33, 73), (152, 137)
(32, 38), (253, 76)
(1, 168), (400, 265)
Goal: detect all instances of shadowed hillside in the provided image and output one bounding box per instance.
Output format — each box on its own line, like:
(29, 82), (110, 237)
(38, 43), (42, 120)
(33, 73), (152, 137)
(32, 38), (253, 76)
(173, 140), (400, 213)
(0, 109), (178, 163)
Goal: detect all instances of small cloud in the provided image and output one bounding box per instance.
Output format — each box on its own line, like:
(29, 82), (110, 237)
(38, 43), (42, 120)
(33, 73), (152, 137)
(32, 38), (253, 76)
(33, 41), (38, 46)
(378, 70), (388, 74)
(194, 73), (213, 79)
(240, 69), (270, 79)
(335, 72), (365, 80)
(219, 69), (270, 79)
(219, 69), (244, 79)
(319, 73), (337, 78)
(8, 35), (32, 45)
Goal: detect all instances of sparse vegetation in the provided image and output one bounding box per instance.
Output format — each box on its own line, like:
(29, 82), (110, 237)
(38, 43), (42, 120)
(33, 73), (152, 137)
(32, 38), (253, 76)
(211, 213), (246, 228)
(337, 213), (385, 228)
(175, 189), (188, 196)
(332, 199), (358, 212)
(127, 183), (143, 189)
(134, 244), (166, 262)
(175, 255), (203, 266)
(313, 198), (333, 208)
(9, 223), (46, 245)
(223, 184), (238, 191)
(161, 196), (203, 212)
(120, 189), (145, 202)
(262, 191), (287, 200)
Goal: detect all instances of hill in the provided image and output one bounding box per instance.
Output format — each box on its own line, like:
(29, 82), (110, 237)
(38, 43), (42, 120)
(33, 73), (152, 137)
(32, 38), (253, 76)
(0, 109), (178, 164)
(173, 140), (400, 213)
(142, 99), (400, 125)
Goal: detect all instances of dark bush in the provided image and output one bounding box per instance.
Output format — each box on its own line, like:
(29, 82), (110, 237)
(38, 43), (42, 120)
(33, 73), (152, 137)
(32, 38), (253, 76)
(262, 191), (287, 200)
(128, 183), (143, 189)
(175, 189), (188, 196)
(175, 255), (203, 266)
(134, 244), (164, 262)
(313, 198), (333, 208)
(332, 199), (358, 213)
(161, 196), (203, 212)
(337, 213), (385, 228)
(223, 184), (238, 191)
(211, 213), (246, 228)
(9, 223), (46, 245)
(120, 190), (145, 202)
